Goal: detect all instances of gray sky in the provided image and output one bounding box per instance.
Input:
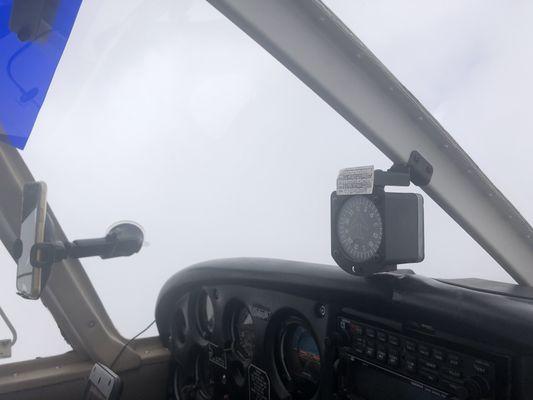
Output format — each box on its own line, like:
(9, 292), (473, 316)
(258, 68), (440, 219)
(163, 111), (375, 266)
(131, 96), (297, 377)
(2, 0), (532, 364)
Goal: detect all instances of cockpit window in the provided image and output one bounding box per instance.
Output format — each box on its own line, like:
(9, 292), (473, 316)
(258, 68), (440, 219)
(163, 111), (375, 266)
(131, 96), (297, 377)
(323, 0), (533, 225)
(6, 0), (521, 358)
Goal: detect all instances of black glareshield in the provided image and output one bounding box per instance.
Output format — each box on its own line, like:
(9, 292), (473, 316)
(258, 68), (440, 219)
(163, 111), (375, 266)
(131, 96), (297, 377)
(331, 191), (424, 276)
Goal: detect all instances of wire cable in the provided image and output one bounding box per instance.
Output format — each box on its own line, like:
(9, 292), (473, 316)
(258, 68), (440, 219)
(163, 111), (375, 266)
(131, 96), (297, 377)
(109, 319), (156, 369)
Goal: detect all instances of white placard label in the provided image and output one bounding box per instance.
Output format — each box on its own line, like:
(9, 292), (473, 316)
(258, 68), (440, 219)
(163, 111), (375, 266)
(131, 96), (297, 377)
(337, 166), (374, 195)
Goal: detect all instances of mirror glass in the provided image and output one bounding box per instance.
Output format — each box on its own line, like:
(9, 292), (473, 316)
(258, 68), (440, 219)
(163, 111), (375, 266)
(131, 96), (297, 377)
(16, 182), (46, 299)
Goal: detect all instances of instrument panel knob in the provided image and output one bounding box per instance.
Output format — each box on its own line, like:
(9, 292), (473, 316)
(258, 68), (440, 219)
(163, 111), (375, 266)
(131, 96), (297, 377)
(462, 376), (490, 399)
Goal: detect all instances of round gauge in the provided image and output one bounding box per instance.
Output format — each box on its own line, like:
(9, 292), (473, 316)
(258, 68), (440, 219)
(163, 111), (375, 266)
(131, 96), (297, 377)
(336, 195), (383, 263)
(197, 290), (215, 337)
(171, 365), (186, 400)
(195, 351), (215, 399)
(171, 364), (196, 400)
(171, 309), (187, 349)
(232, 306), (255, 362)
(276, 320), (321, 399)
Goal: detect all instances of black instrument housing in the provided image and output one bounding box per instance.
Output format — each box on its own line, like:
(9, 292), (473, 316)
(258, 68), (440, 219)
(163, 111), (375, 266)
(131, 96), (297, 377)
(156, 258), (533, 399)
(331, 191), (424, 276)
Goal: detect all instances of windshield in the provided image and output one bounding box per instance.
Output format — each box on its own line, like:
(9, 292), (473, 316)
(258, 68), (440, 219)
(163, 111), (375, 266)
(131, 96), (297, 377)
(3, 0), (528, 361)
(324, 0), (533, 225)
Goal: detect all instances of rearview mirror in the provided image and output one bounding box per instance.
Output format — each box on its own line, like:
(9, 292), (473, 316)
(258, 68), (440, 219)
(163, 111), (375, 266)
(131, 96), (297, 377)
(14, 182), (145, 300)
(16, 182), (47, 300)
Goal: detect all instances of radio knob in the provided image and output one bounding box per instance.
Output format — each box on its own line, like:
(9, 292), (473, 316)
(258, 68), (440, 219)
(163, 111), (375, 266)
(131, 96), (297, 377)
(463, 376), (490, 399)
(454, 386), (470, 400)
(332, 329), (351, 347)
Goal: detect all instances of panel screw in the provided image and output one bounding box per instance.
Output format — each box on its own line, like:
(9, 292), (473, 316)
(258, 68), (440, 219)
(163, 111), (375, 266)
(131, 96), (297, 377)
(316, 304), (327, 319)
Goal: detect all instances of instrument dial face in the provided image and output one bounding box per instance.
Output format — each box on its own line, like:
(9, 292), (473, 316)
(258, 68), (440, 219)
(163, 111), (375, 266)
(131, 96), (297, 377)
(172, 309), (187, 349)
(198, 290), (215, 336)
(336, 196), (383, 263)
(278, 322), (321, 399)
(233, 307), (255, 362)
(196, 351), (215, 399)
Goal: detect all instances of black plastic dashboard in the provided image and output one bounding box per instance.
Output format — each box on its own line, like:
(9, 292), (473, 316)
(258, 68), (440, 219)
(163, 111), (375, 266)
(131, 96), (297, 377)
(155, 258), (533, 399)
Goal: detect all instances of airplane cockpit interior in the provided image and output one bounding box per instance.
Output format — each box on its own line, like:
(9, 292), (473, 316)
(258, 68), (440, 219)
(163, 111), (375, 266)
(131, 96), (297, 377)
(1, 1), (533, 399)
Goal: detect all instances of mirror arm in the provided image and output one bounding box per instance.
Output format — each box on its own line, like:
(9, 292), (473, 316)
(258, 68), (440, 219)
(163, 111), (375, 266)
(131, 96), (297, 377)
(30, 222), (144, 269)
(69, 238), (114, 259)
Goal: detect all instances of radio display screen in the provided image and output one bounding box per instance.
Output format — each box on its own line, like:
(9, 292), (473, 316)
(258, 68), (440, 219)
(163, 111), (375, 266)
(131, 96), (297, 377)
(350, 362), (450, 400)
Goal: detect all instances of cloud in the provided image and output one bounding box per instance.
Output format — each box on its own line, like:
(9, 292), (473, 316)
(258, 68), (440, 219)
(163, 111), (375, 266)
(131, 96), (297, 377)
(3, 1), (529, 364)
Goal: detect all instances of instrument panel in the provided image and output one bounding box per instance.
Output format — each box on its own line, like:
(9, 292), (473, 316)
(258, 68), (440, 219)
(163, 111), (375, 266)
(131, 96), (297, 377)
(335, 317), (502, 400)
(166, 284), (330, 400)
(155, 258), (533, 400)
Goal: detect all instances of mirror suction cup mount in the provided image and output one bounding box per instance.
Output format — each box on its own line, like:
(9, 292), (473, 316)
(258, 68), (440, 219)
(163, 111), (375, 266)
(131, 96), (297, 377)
(29, 222), (144, 270)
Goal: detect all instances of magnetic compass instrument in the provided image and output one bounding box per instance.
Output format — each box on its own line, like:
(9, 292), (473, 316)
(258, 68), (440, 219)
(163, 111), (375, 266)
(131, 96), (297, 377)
(331, 151), (432, 276)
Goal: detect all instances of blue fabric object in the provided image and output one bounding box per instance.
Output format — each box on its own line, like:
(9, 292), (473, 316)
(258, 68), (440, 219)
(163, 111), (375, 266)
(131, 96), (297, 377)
(0, 3), (10, 40)
(0, 0), (83, 149)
